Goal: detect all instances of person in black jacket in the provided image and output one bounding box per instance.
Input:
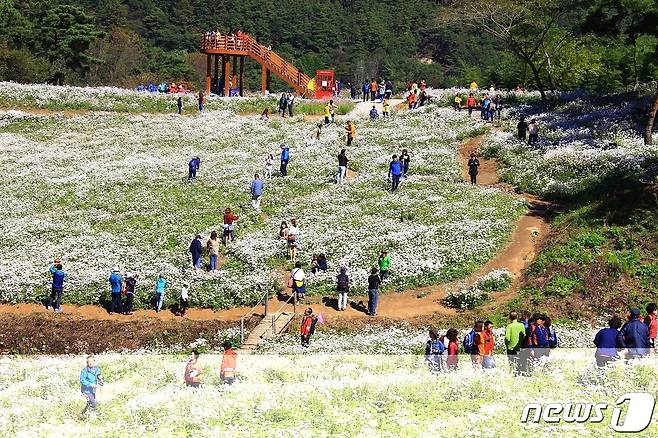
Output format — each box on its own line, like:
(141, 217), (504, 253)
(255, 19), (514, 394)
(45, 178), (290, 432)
(620, 307), (650, 358)
(467, 153), (480, 185)
(190, 235), (203, 272)
(123, 273), (138, 315)
(367, 267), (381, 316)
(336, 266), (349, 311)
(517, 116), (528, 141)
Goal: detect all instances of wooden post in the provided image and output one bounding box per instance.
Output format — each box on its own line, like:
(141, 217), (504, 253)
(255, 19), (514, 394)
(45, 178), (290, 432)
(223, 55), (230, 97)
(261, 64), (268, 95)
(239, 56), (244, 97)
(267, 69), (271, 92)
(205, 54), (211, 96)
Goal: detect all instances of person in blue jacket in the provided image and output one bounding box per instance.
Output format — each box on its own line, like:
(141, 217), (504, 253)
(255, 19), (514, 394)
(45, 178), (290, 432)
(80, 356), (103, 413)
(593, 315), (624, 367)
(190, 234), (203, 272)
(362, 81), (369, 102)
(155, 274), (168, 312)
(250, 173), (264, 211)
(369, 105), (379, 120)
(48, 258), (67, 313)
(108, 268), (123, 315)
(188, 156), (201, 182)
(280, 144), (290, 177)
(388, 155), (403, 192)
(620, 307), (650, 358)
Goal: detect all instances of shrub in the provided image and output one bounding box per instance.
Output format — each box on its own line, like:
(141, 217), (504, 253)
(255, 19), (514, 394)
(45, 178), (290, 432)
(477, 269), (513, 292)
(544, 274), (580, 298)
(443, 285), (489, 310)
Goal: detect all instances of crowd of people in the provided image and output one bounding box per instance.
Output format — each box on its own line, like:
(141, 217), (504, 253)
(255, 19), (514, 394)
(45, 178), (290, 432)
(135, 81), (190, 94)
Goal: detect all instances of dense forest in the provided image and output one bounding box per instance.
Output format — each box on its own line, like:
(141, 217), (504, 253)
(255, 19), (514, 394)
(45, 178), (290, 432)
(0, 0), (656, 93)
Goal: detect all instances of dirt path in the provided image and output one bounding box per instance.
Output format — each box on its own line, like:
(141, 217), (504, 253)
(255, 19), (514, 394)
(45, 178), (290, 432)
(346, 99), (404, 119)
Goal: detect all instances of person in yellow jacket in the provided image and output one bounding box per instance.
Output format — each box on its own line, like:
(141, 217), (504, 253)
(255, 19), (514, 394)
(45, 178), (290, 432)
(323, 102), (331, 125)
(220, 342), (238, 385)
(470, 80), (478, 90)
(454, 94), (462, 111)
(184, 350), (203, 388)
(383, 99), (390, 117)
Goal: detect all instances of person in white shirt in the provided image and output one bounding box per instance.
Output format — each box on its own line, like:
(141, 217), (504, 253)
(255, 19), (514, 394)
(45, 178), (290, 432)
(286, 218), (300, 262)
(179, 283), (189, 317)
(528, 119), (539, 146)
(290, 261), (306, 301)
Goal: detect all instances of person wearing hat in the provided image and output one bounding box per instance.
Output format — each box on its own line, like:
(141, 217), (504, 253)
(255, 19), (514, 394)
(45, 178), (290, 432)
(378, 250), (391, 281)
(620, 307), (650, 358)
(48, 257), (67, 313)
(108, 268), (123, 315)
(123, 272), (138, 315)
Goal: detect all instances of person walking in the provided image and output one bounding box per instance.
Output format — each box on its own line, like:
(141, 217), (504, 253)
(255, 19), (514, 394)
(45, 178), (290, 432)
(290, 261), (306, 301)
(222, 208), (239, 246)
(400, 149), (410, 178)
(620, 307), (650, 358)
(329, 99), (336, 123)
(207, 231), (220, 272)
(179, 282), (189, 316)
(280, 144), (290, 177)
(323, 101), (331, 125)
(177, 96), (183, 115)
(251, 173), (264, 211)
(278, 93), (288, 117)
(378, 250), (391, 281)
(287, 93), (295, 117)
(468, 320), (484, 369)
(188, 156), (201, 182)
(190, 234), (203, 272)
(367, 267), (381, 316)
(48, 259), (66, 313)
(197, 91), (205, 113)
(446, 328), (460, 370)
(336, 266), (349, 311)
(494, 96), (503, 120)
(220, 341), (238, 384)
(108, 268), (123, 315)
(123, 273), (137, 315)
(264, 154), (273, 179)
(154, 274), (167, 312)
(287, 218), (299, 262)
(505, 311), (526, 376)
(528, 119), (539, 146)
(345, 120), (356, 146)
(184, 350), (203, 387)
(300, 307), (317, 347)
(482, 320), (496, 369)
(453, 94), (462, 111)
(383, 98), (390, 117)
(425, 328), (446, 372)
(467, 153), (480, 185)
(80, 356), (104, 414)
(644, 303), (657, 351)
(466, 93), (477, 117)
(388, 155), (402, 192)
(593, 315), (624, 367)
(337, 149), (348, 184)
(517, 116), (528, 141)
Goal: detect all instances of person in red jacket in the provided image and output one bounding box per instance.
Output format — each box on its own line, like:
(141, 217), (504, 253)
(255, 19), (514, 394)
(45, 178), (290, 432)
(446, 328), (459, 370)
(222, 208), (239, 245)
(645, 303), (657, 350)
(466, 93), (477, 117)
(300, 307), (317, 347)
(220, 341), (238, 384)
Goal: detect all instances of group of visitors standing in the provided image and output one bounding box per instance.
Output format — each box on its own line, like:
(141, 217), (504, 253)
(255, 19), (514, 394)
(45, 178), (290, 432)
(361, 79), (393, 102)
(456, 93), (502, 122)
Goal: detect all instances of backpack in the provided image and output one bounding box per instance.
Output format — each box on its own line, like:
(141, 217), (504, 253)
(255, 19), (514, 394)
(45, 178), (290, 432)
(309, 317), (318, 335)
(548, 327), (558, 348)
(463, 330), (475, 354)
(337, 274), (349, 291)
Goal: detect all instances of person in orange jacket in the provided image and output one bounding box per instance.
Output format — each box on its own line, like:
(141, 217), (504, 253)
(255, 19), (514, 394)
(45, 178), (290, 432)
(482, 320), (496, 369)
(184, 350), (203, 388)
(370, 79), (377, 101)
(345, 120), (356, 146)
(407, 90), (417, 110)
(220, 341), (238, 385)
(300, 307), (317, 347)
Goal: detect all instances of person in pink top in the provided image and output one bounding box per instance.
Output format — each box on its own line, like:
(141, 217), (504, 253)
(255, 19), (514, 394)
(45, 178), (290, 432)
(446, 328), (460, 370)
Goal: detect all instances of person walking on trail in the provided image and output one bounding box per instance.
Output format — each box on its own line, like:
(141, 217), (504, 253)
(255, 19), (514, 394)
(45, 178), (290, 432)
(388, 154), (402, 192)
(482, 320), (496, 369)
(400, 149), (410, 178)
(337, 149), (349, 184)
(179, 282), (189, 316)
(466, 93), (477, 116)
(323, 102), (331, 126)
(517, 116), (528, 141)
(367, 267), (381, 316)
(198, 91), (205, 113)
(221, 341), (238, 384)
(287, 93), (295, 117)
(453, 94), (462, 111)
(48, 259), (66, 312)
(108, 268), (123, 315)
(184, 350), (203, 387)
(527, 119), (539, 146)
(383, 98), (390, 117)
(336, 266), (349, 311)
(223, 208), (240, 245)
(594, 315), (624, 367)
(645, 303), (657, 350)
(300, 307), (317, 347)
(345, 120), (356, 146)
(505, 311), (527, 376)
(280, 144), (290, 177)
(330, 99), (336, 123)
(493, 96), (503, 120)
(264, 153), (274, 179)
(177, 96), (183, 115)
(481, 94), (491, 121)
(123, 272), (137, 315)
(190, 234), (203, 272)
(188, 156), (201, 182)
(278, 93), (288, 117)
(251, 173), (264, 211)
(80, 356), (103, 414)
(370, 79), (377, 101)
(378, 250), (391, 281)
(290, 261), (306, 301)
(207, 231), (220, 272)
(425, 328), (446, 372)
(446, 328), (460, 370)
(286, 218), (300, 262)
(369, 105), (379, 120)
(620, 307), (650, 358)
(467, 153), (480, 185)
(154, 273), (167, 312)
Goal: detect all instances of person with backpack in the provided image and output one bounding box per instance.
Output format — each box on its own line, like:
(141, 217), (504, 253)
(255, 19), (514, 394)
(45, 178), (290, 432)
(222, 208), (239, 246)
(445, 328), (460, 370)
(620, 307), (650, 358)
(594, 315), (624, 367)
(290, 261), (306, 301)
(155, 274), (167, 312)
(367, 267), (381, 316)
(644, 303), (657, 351)
(80, 356), (104, 414)
(517, 116), (528, 141)
(336, 266), (349, 311)
(108, 267), (123, 315)
(425, 328), (445, 372)
(544, 316), (558, 351)
(378, 250), (391, 281)
(250, 173), (264, 211)
(188, 156), (201, 182)
(48, 259), (67, 313)
(190, 234), (203, 272)
(337, 149), (349, 184)
(388, 155), (403, 192)
(482, 320), (496, 369)
(177, 96), (183, 115)
(184, 350), (203, 388)
(505, 311), (526, 375)
(300, 307), (317, 347)
(123, 272), (137, 315)
(280, 144), (290, 177)
(220, 341), (238, 384)
(467, 153), (480, 185)
(466, 93), (477, 116)
(463, 320), (482, 367)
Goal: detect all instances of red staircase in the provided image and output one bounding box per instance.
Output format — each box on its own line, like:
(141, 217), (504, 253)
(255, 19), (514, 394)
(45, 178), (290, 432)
(200, 32), (312, 96)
